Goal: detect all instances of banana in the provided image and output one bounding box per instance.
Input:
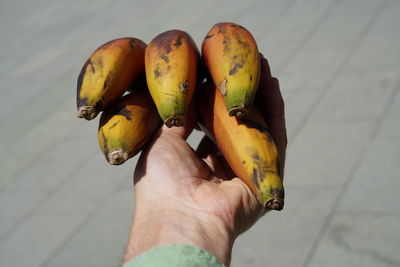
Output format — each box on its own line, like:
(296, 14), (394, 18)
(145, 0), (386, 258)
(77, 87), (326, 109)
(145, 30), (198, 127)
(202, 22), (261, 119)
(77, 37), (146, 120)
(197, 81), (284, 210)
(98, 89), (161, 165)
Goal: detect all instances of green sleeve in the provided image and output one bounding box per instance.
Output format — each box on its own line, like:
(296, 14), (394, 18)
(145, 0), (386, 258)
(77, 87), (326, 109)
(123, 244), (226, 267)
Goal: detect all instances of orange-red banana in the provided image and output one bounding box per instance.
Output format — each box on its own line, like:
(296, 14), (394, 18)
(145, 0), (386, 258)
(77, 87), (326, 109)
(77, 37), (146, 120)
(98, 89), (160, 165)
(145, 30), (198, 127)
(197, 81), (284, 210)
(202, 22), (261, 119)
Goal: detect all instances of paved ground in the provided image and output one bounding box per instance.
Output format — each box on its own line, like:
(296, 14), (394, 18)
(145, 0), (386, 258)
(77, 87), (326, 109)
(1, 0), (399, 266)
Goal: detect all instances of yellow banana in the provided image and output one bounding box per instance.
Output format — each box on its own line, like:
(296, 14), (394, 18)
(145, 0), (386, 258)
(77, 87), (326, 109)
(145, 30), (198, 127)
(197, 81), (284, 210)
(77, 37), (146, 120)
(202, 22), (261, 119)
(98, 89), (160, 165)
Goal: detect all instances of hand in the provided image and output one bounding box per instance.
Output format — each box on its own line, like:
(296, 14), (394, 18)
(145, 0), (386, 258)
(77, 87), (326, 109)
(123, 56), (287, 266)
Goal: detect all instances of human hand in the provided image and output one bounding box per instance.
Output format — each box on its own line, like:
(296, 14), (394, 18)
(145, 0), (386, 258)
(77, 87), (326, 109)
(123, 56), (287, 266)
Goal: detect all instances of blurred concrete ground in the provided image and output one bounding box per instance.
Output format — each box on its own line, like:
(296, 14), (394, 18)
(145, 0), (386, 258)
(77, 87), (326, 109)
(0, 0), (399, 266)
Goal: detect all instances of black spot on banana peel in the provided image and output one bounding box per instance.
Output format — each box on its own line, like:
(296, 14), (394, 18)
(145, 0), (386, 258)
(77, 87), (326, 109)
(152, 30), (187, 53)
(117, 107), (132, 121)
(145, 30), (198, 127)
(251, 168), (261, 189)
(76, 37), (146, 120)
(154, 68), (162, 78)
(100, 130), (110, 160)
(197, 81), (284, 211)
(202, 22), (261, 119)
(108, 121), (119, 130)
(174, 35), (183, 47)
(98, 90), (161, 165)
(161, 55), (169, 63)
(217, 24), (227, 34)
(229, 62), (244, 75)
(179, 81), (189, 94)
(222, 36), (231, 53)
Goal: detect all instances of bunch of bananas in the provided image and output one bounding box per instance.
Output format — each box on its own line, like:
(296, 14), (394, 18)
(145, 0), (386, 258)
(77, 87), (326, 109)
(76, 22), (284, 211)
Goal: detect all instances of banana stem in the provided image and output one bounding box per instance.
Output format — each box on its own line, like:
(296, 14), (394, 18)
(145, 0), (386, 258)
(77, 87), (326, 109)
(107, 148), (128, 165)
(164, 115), (185, 128)
(77, 106), (97, 120)
(264, 198), (284, 211)
(228, 107), (247, 119)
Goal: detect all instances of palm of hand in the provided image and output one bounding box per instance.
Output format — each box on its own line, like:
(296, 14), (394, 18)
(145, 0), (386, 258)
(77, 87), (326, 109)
(134, 129), (262, 237)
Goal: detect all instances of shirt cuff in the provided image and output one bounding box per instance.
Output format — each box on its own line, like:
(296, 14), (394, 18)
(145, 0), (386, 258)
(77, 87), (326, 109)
(123, 244), (225, 267)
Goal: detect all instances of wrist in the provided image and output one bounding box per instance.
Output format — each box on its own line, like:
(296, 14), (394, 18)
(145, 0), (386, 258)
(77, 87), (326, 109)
(124, 200), (234, 265)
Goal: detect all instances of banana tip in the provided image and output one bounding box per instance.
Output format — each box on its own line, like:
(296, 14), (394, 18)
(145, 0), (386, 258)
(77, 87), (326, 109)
(107, 149), (128, 165)
(264, 198), (284, 211)
(77, 106), (97, 120)
(164, 115), (185, 128)
(229, 107), (247, 119)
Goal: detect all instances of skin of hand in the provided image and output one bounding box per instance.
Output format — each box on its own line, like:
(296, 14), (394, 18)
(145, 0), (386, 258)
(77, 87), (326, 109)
(123, 56), (287, 266)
